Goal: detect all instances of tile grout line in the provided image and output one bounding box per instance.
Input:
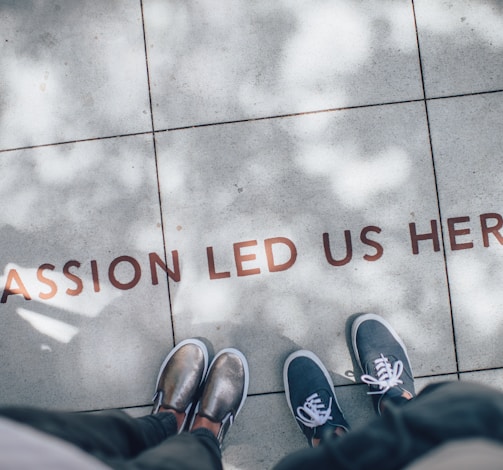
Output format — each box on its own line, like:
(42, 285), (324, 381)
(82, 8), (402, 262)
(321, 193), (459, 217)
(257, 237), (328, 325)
(428, 89), (503, 101)
(158, 98), (426, 132)
(140, 0), (176, 347)
(1, 90), (502, 155)
(411, 0), (460, 379)
(0, 130), (153, 154)
(84, 364), (503, 412)
(124, 88), (503, 133)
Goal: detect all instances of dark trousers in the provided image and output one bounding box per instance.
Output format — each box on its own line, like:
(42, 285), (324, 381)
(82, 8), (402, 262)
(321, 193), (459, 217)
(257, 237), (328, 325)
(274, 381), (503, 470)
(0, 407), (222, 470)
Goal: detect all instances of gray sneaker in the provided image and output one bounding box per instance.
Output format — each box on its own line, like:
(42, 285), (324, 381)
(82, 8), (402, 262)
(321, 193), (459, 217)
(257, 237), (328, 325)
(152, 338), (210, 432)
(284, 350), (349, 447)
(351, 313), (415, 415)
(190, 348), (249, 446)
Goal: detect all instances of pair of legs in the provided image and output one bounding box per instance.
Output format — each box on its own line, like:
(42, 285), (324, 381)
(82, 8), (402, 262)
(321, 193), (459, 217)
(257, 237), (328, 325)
(0, 340), (249, 470)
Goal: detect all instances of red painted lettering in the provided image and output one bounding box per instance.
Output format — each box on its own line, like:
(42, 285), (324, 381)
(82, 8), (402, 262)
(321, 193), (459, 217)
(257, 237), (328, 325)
(1, 269), (32, 303)
(90, 260), (101, 293)
(37, 264), (58, 300)
(64, 260), (84, 296)
(108, 256), (141, 290)
(323, 231), (352, 266)
(447, 216), (473, 251)
(264, 237), (297, 272)
(480, 213), (503, 247)
(234, 240), (261, 276)
(206, 247), (231, 280)
(360, 226), (383, 261)
(149, 251), (181, 283)
(409, 220), (440, 255)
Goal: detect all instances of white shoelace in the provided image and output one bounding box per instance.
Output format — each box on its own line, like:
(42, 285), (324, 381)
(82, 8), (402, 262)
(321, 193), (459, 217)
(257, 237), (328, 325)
(361, 354), (404, 395)
(295, 392), (333, 428)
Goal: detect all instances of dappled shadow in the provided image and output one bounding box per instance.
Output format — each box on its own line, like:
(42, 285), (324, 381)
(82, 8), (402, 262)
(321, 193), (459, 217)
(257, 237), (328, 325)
(427, 92), (503, 372)
(0, 0), (151, 150)
(156, 98), (457, 397)
(1, 5), (503, 470)
(143, 0), (503, 395)
(414, 0), (503, 97)
(144, 0), (424, 129)
(0, 135), (173, 410)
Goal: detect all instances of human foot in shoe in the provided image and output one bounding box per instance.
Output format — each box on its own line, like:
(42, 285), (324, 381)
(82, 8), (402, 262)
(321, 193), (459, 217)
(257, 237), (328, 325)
(190, 348), (249, 447)
(284, 350), (349, 447)
(152, 338), (210, 433)
(351, 313), (415, 415)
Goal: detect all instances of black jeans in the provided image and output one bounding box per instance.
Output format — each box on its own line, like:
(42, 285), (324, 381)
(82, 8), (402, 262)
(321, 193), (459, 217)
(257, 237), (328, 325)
(0, 407), (222, 470)
(274, 381), (503, 470)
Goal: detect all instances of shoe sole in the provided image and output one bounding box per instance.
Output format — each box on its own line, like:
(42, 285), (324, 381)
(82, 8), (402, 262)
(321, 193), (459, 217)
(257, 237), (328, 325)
(283, 350), (342, 423)
(154, 338), (210, 392)
(351, 313), (411, 373)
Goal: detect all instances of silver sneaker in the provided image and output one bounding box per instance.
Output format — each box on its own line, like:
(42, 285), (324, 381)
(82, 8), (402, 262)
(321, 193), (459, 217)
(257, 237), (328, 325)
(152, 338), (210, 433)
(190, 348), (249, 446)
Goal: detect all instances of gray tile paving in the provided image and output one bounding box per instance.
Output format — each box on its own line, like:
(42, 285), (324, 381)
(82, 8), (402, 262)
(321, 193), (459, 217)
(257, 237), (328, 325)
(1, 1), (502, 468)
(143, 0), (423, 130)
(157, 102), (456, 396)
(415, 0), (503, 97)
(428, 92), (503, 372)
(0, 0), (151, 150)
(461, 369), (503, 391)
(0, 135), (172, 410)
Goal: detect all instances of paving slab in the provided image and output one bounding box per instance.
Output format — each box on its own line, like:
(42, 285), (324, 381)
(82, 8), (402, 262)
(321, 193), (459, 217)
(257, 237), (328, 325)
(156, 101), (456, 397)
(428, 92), (503, 372)
(1, 1), (500, 468)
(461, 368), (503, 392)
(143, 0), (423, 130)
(415, 0), (503, 97)
(0, 0), (151, 150)
(0, 135), (172, 410)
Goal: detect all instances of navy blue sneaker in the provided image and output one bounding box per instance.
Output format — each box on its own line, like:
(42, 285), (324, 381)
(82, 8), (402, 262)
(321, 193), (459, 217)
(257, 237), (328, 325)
(351, 313), (415, 415)
(283, 350), (349, 446)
